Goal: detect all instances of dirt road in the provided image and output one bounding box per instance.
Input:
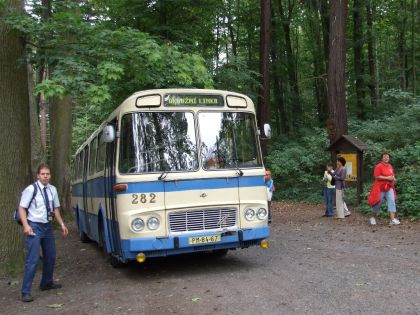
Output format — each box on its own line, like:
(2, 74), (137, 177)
(1, 202), (420, 315)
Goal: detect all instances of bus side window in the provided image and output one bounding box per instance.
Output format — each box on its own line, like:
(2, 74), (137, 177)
(96, 132), (106, 172)
(76, 153), (81, 181)
(89, 137), (98, 176)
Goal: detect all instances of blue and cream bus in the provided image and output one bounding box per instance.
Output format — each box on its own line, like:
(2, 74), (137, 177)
(72, 89), (271, 266)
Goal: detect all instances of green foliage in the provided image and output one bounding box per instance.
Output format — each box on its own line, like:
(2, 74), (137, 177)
(34, 80), (66, 99)
(267, 127), (330, 202)
(396, 166), (420, 219)
(268, 96), (420, 219)
(4, 1), (215, 151)
(213, 57), (260, 101)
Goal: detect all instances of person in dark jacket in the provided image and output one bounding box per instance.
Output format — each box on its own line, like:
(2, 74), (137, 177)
(329, 157), (351, 219)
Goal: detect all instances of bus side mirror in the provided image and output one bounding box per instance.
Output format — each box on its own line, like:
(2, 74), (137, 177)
(263, 123), (272, 139)
(102, 125), (115, 143)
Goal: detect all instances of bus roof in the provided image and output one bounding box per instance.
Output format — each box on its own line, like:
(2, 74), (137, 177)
(74, 89), (255, 155)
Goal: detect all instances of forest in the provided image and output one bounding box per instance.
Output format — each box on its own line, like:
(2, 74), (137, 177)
(0, 0), (419, 273)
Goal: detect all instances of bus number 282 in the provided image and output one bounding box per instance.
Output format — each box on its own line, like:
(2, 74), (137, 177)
(132, 193), (156, 204)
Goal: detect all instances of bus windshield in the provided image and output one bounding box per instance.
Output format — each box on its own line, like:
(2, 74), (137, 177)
(199, 112), (262, 170)
(119, 112), (198, 173)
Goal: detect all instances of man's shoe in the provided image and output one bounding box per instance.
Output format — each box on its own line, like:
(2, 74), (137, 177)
(40, 283), (62, 291)
(21, 294), (33, 302)
(390, 218), (400, 225)
(345, 213), (351, 217)
(370, 217), (377, 225)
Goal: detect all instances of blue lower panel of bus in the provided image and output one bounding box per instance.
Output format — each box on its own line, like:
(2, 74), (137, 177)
(120, 227), (269, 259)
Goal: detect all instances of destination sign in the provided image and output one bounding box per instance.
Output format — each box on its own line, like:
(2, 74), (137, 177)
(164, 94), (224, 107)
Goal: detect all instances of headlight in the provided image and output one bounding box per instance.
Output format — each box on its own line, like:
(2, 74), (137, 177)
(131, 218), (145, 232)
(147, 217), (160, 230)
(257, 208), (268, 220)
(245, 208), (255, 221)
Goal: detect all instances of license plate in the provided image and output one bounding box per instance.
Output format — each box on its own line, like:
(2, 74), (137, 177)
(189, 235), (221, 245)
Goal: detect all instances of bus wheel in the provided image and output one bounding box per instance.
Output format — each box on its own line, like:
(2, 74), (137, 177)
(79, 231), (90, 243)
(110, 255), (126, 268)
(99, 222), (107, 253)
(212, 249), (229, 258)
(77, 213), (90, 243)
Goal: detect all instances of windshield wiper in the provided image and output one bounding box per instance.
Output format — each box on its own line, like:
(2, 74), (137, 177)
(235, 167), (244, 177)
(158, 171), (168, 180)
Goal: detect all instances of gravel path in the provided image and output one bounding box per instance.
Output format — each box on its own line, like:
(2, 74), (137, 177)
(1, 201), (419, 315)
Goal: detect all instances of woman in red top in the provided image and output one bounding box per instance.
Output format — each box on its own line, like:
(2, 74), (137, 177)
(368, 152), (400, 225)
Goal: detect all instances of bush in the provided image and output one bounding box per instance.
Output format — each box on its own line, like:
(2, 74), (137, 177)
(395, 166), (420, 219)
(267, 95), (420, 219)
(267, 127), (329, 203)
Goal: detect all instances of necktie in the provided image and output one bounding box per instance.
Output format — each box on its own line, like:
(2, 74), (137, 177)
(43, 187), (52, 213)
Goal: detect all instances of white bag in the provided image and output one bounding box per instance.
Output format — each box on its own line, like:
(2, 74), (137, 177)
(267, 187), (273, 201)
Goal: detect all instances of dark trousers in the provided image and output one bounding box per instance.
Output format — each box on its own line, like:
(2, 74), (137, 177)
(323, 187), (335, 216)
(21, 221), (56, 295)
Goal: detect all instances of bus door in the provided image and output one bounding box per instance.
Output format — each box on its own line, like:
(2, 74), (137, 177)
(82, 146), (91, 236)
(104, 121), (122, 257)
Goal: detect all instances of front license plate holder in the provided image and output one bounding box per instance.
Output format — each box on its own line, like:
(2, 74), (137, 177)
(188, 235), (221, 245)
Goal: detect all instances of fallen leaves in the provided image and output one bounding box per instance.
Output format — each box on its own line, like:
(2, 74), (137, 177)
(47, 303), (64, 309)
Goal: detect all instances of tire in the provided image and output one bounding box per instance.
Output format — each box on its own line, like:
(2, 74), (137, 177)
(212, 249), (229, 258)
(79, 230), (90, 243)
(110, 255), (126, 268)
(98, 220), (107, 253)
(77, 211), (90, 243)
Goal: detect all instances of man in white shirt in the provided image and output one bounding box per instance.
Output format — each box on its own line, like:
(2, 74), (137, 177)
(18, 164), (68, 302)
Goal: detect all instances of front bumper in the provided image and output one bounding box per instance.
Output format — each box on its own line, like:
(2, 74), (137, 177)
(120, 226), (270, 259)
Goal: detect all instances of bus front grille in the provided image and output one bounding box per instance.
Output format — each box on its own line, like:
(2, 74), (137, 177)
(169, 208), (237, 232)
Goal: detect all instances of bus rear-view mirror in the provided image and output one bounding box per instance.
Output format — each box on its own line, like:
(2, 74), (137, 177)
(102, 125), (115, 143)
(263, 123), (272, 139)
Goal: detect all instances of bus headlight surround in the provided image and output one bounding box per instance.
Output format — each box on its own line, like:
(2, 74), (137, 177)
(257, 208), (268, 220)
(147, 217), (160, 230)
(131, 218), (145, 232)
(245, 208), (255, 221)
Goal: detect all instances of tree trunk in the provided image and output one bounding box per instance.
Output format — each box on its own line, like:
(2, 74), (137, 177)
(327, 0), (348, 143)
(277, 0), (301, 130)
(50, 96), (73, 213)
(215, 15), (220, 70)
(271, 5), (289, 134)
(353, 0), (366, 119)
(397, 0), (408, 90)
(258, 0), (271, 158)
(27, 62), (42, 177)
(0, 0), (31, 274)
(366, 0), (378, 108)
(226, 2), (238, 57)
(411, 0), (416, 96)
(159, 0), (168, 40)
(307, 0), (328, 126)
(320, 0), (330, 73)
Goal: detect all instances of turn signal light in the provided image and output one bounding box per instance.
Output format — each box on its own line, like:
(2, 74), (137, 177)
(260, 239), (269, 249)
(136, 253), (146, 263)
(113, 184), (128, 192)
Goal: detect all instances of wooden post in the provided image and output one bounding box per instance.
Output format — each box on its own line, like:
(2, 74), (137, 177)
(356, 151), (363, 205)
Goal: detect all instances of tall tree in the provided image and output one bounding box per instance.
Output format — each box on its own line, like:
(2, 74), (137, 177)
(305, 0), (328, 126)
(271, 7), (289, 134)
(366, 0), (378, 108)
(353, 0), (366, 119)
(277, 0), (301, 130)
(327, 0), (348, 143)
(258, 0), (271, 157)
(50, 95), (73, 212)
(411, 0), (416, 96)
(397, 0), (408, 90)
(0, 0), (31, 273)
